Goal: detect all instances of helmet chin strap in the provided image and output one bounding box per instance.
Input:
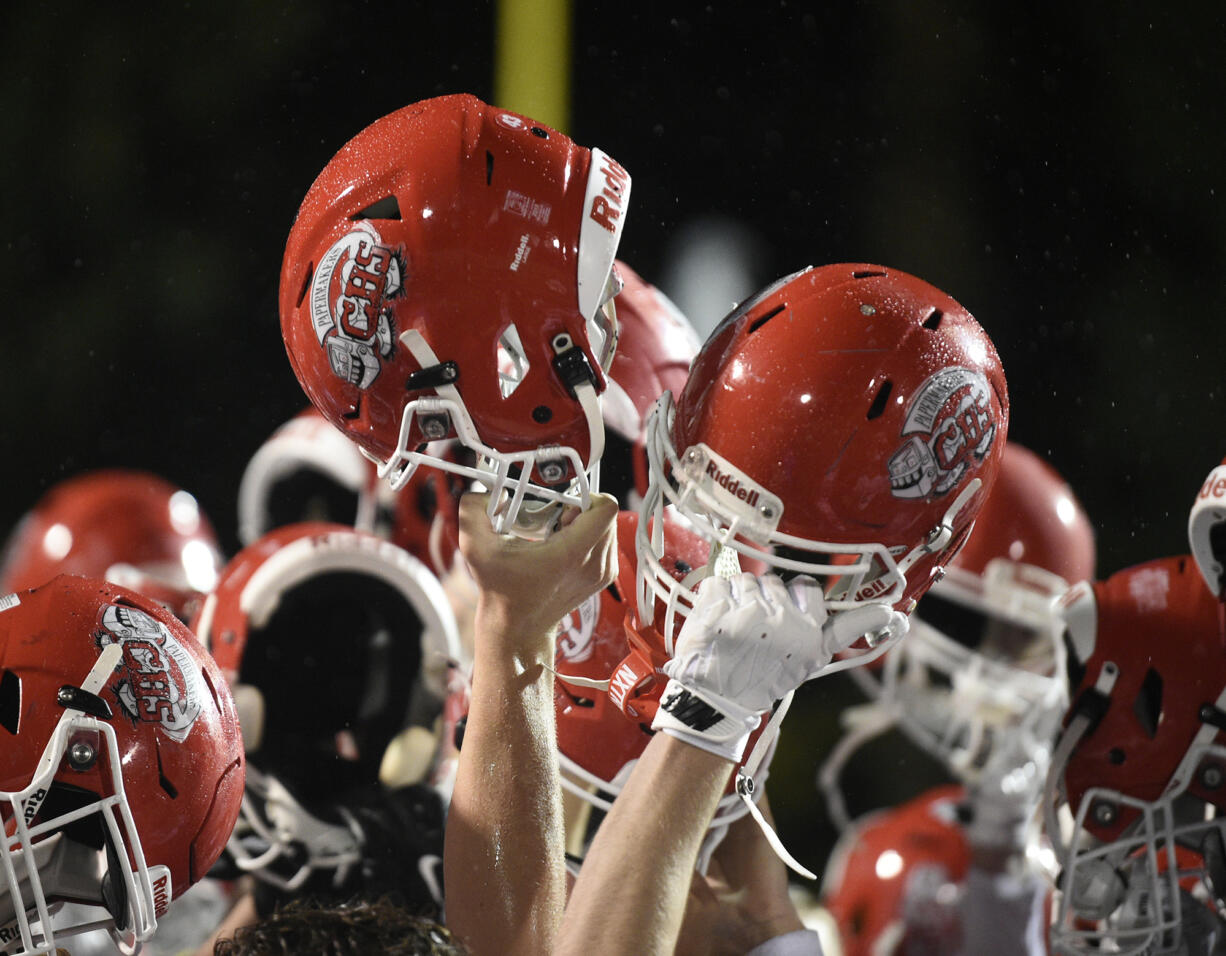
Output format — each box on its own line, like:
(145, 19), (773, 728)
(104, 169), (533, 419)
(1044, 661), (1120, 867)
(733, 691), (818, 880)
(897, 477), (983, 578)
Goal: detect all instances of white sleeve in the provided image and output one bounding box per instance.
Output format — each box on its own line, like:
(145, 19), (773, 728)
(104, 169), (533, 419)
(743, 928), (825, 956)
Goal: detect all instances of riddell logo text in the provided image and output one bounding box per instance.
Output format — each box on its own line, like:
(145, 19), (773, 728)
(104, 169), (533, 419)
(705, 461), (760, 507)
(1199, 469), (1226, 500)
(589, 156), (629, 233)
(22, 788), (47, 826)
(153, 873), (171, 917)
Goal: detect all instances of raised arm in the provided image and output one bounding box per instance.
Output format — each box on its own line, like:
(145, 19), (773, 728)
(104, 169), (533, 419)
(558, 573), (903, 955)
(444, 492), (618, 956)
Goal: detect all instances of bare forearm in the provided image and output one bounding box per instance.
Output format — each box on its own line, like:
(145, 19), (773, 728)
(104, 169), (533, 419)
(557, 734), (731, 955)
(444, 611), (567, 956)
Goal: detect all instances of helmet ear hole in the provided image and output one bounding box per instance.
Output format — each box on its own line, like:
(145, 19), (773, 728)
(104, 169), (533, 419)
(0, 669), (20, 734)
(1132, 667), (1164, 739)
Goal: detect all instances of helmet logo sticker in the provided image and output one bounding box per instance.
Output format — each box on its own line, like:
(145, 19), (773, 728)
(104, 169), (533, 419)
(1128, 566), (1170, 612)
(556, 592), (601, 663)
(311, 223), (403, 389)
(888, 368), (997, 500)
(503, 190), (552, 225)
(96, 604), (204, 742)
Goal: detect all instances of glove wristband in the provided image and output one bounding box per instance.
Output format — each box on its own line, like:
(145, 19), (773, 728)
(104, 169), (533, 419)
(650, 678), (761, 762)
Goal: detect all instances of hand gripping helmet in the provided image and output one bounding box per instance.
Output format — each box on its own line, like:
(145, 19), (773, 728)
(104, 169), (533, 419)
(0, 470), (224, 622)
(189, 522), (461, 893)
(820, 785), (972, 956)
(1045, 555), (1226, 954)
(0, 576), (243, 955)
(237, 406), (395, 547)
(599, 261), (700, 510)
(636, 264), (1009, 644)
(280, 93), (630, 537)
(554, 511), (785, 874)
(826, 442), (1094, 808)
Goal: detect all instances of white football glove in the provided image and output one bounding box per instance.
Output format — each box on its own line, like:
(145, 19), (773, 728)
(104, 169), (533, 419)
(651, 572), (907, 761)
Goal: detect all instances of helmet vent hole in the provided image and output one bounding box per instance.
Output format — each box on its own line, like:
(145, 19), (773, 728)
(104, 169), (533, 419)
(486, 150), (495, 185)
(349, 195), (402, 222)
(155, 742), (179, 799)
(530, 126), (549, 138)
(923, 309), (944, 330)
(851, 270), (886, 280)
(296, 264), (313, 308)
(747, 305), (786, 335)
(0, 669), (20, 734)
(866, 380), (893, 420)
(1133, 667), (1164, 739)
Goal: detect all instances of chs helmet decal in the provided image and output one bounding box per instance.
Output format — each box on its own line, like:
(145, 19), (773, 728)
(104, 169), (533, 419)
(888, 367), (997, 500)
(311, 223), (403, 389)
(97, 604), (205, 742)
(556, 592), (602, 664)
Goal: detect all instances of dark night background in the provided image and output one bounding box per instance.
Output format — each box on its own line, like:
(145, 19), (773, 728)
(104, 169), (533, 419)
(3, 2), (1224, 876)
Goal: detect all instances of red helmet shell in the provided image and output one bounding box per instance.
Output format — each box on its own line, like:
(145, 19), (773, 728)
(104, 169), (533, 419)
(0, 576), (244, 904)
(951, 442), (1094, 584)
(237, 406), (380, 545)
(673, 263), (1009, 610)
(822, 785), (971, 956)
(1062, 555), (1226, 842)
(390, 445), (468, 578)
(605, 260), (699, 437)
(0, 470), (223, 620)
(279, 94), (628, 482)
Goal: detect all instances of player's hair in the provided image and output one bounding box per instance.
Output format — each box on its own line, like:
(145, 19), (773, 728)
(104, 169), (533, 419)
(213, 896), (466, 956)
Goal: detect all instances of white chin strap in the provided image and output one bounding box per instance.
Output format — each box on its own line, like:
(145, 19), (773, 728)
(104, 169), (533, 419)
(733, 691), (819, 880)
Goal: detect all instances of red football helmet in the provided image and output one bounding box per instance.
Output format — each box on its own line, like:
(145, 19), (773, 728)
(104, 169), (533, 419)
(1046, 554), (1226, 954)
(0, 575), (243, 954)
(554, 511), (785, 868)
(389, 442), (471, 579)
(1189, 455), (1226, 600)
(821, 786), (972, 956)
(189, 522), (461, 891)
(600, 261), (700, 509)
(636, 264), (1009, 646)
(836, 442), (1094, 793)
(192, 522), (461, 787)
(240, 406), (467, 578)
(237, 406), (391, 546)
(279, 93), (630, 537)
(0, 470), (224, 622)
